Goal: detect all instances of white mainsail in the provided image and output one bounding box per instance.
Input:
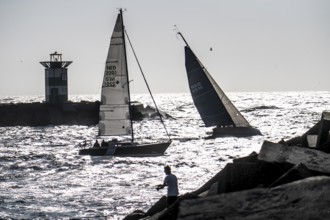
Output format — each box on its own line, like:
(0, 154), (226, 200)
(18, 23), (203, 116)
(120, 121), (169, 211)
(99, 13), (131, 136)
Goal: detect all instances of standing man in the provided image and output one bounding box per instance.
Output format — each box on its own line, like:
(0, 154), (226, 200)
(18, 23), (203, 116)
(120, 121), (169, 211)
(157, 165), (179, 207)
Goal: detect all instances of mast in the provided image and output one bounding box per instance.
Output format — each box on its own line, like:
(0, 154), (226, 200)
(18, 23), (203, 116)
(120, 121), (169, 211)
(120, 8), (134, 142)
(177, 32), (189, 48)
(177, 32), (207, 70)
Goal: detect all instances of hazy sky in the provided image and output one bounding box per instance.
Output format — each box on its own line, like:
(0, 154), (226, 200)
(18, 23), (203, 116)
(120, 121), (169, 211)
(1, 0), (329, 96)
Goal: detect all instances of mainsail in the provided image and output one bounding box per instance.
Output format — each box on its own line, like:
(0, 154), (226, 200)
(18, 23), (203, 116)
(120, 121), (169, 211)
(99, 12), (132, 136)
(183, 38), (251, 128)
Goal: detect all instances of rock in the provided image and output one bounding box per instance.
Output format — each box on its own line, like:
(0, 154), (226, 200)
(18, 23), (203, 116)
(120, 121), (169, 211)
(155, 193), (199, 220)
(132, 103), (172, 120)
(258, 141), (330, 174)
(144, 196), (167, 217)
(206, 182), (218, 196)
(316, 111), (330, 152)
(285, 111), (330, 149)
(232, 151), (258, 163)
(190, 170), (223, 196)
(217, 161), (292, 194)
(189, 153), (260, 196)
(178, 176), (330, 220)
(285, 121), (321, 147)
(269, 163), (313, 188)
(123, 210), (146, 220)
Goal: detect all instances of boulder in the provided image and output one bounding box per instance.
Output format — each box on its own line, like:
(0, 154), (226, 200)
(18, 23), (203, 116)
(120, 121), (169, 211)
(178, 176), (330, 220)
(123, 210), (146, 220)
(268, 163), (313, 188)
(316, 111), (330, 152)
(258, 141), (330, 174)
(284, 111), (330, 150)
(217, 161), (292, 194)
(155, 193), (199, 220)
(144, 196), (166, 217)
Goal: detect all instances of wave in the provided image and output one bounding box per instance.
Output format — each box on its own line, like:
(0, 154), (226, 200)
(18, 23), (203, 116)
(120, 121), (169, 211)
(242, 105), (281, 112)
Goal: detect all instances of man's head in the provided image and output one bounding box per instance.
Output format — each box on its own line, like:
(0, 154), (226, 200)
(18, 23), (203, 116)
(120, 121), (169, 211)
(164, 165), (171, 174)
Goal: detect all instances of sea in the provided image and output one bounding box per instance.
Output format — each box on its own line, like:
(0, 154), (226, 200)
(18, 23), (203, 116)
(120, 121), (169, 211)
(0, 91), (329, 219)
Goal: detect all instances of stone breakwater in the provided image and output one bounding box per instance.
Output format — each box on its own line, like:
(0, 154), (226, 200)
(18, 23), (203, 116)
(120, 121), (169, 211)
(0, 101), (170, 127)
(0, 101), (100, 126)
(124, 111), (330, 220)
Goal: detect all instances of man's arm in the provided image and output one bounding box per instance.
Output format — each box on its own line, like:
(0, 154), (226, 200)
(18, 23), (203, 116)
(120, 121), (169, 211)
(156, 184), (164, 190)
(156, 177), (168, 190)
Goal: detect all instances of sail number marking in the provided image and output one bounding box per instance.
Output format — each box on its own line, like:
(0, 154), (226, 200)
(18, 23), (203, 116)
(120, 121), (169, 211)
(104, 66), (117, 87)
(190, 82), (203, 93)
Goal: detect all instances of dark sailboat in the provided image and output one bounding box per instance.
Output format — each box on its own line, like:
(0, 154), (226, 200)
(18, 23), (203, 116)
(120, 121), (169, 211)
(79, 9), (171, 156)
(177, 31), (261, 138)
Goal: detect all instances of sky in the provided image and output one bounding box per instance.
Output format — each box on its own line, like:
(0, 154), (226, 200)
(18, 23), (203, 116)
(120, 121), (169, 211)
(0, 0), (329, 96)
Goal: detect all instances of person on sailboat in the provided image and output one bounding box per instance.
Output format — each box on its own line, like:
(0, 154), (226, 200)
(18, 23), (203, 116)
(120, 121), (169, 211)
(156, 165), (179, 207)
(101, 140), (107, 147)
(93, 140), (100, 148)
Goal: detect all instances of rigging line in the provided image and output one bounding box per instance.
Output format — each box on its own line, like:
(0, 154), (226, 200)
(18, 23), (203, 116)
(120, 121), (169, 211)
(124, 29), (171, 140)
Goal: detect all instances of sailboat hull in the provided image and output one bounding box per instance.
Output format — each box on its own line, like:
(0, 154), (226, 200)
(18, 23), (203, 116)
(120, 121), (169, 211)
(209, 127), (262, 138)
(78, 141), (171, 157)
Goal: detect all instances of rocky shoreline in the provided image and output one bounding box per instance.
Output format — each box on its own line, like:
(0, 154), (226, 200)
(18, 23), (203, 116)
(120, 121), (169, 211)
(124, 111), (330, 220)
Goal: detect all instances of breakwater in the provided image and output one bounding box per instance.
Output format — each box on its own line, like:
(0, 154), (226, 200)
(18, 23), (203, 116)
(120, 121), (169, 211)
(0, 101), (165, 127)
(0, 102), (99, 126)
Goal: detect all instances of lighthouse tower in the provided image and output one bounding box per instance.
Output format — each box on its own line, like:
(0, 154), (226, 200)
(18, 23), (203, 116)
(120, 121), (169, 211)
(40, 52), (72, 103)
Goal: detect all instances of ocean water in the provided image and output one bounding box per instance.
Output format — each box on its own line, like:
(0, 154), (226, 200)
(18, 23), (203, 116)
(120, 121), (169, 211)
(0, 91), (329, 219)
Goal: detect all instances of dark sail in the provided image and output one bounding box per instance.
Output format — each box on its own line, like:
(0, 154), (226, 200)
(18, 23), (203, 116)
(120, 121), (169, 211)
(184, 46), (250, 128)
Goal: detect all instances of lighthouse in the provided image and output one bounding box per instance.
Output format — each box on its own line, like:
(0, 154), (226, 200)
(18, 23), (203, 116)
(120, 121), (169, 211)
(40, 52), (72, 103)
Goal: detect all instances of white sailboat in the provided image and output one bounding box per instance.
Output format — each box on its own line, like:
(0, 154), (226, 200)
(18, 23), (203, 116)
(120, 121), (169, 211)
(79, 9), (171, 156)
(177, 31), (261, 138)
